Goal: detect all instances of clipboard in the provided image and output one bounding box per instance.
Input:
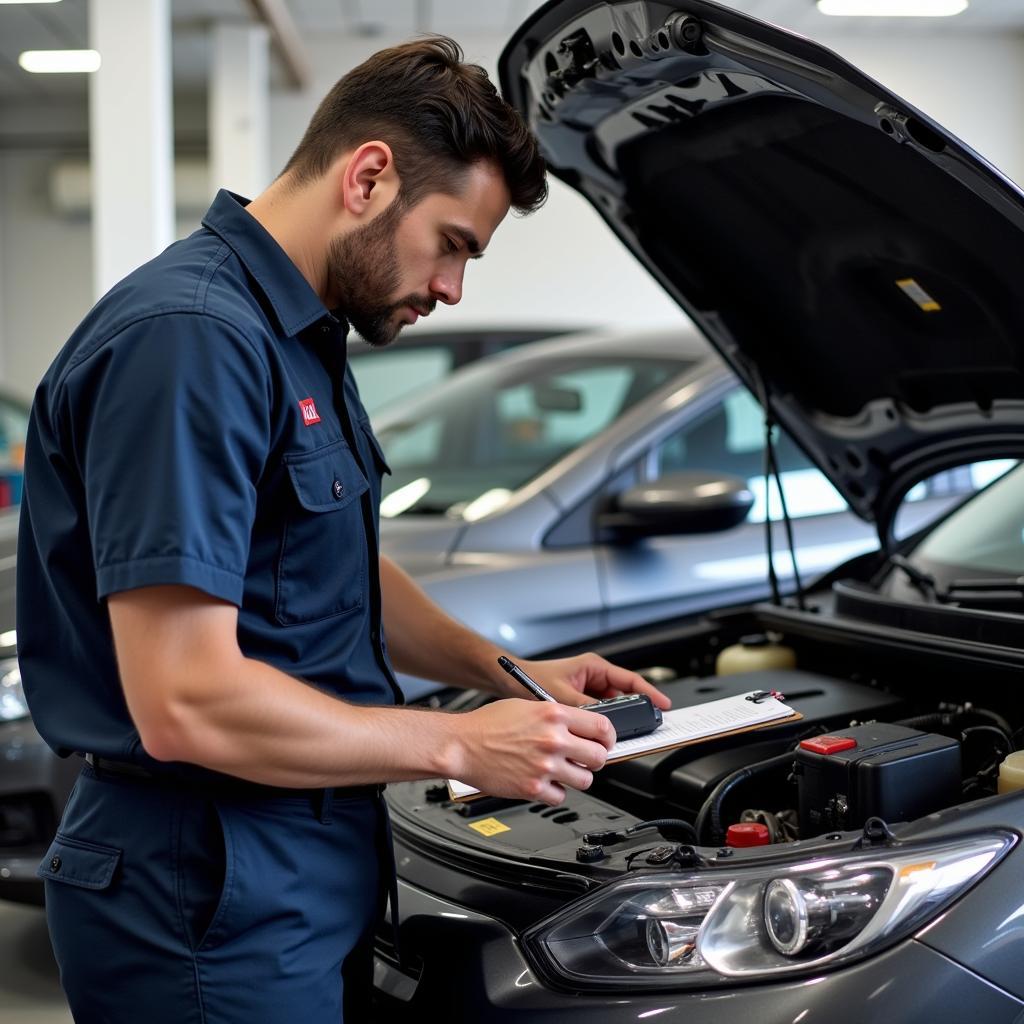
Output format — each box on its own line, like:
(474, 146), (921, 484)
(446, 690), (803, 802)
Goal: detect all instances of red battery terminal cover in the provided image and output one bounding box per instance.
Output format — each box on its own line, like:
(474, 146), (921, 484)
(799, 735), (858, 755)
(726, 823), (771, 848)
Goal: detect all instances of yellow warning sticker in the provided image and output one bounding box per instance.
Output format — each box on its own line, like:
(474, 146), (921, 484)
(469, 817), (511, 837)
(896, 278), (941, 312)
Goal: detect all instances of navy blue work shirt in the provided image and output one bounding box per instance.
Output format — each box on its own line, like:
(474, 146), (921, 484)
(17, 189), (403, 764)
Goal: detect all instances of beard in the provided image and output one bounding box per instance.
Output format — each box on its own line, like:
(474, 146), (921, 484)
(325, 198), (433, 348)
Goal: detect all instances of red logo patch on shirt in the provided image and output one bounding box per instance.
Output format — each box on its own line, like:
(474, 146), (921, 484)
(299, 398), (321, 425)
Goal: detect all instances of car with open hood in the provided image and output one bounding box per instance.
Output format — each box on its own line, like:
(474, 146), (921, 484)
(371, 2), (1024, 1021)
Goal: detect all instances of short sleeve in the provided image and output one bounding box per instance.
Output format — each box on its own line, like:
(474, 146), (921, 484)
(61, 313), (271, 605)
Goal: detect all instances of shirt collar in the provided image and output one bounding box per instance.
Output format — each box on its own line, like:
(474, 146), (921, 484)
(201, 189), (331, 338)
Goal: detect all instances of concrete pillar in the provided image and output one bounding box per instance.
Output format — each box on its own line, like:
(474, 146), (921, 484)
(88, 0), (174, 299)
(210, 23), (270, 200)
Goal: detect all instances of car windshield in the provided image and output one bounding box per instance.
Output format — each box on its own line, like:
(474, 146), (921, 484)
(374, 351), (689, 517)
(907, 461), (1023, 581)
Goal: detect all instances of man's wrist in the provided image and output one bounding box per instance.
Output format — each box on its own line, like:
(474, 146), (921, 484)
(429, 710), (466, 780)
(463, 640), (517, 697)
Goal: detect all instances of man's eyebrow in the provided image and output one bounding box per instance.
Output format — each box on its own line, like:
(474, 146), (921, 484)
(445, 224), (485, 259)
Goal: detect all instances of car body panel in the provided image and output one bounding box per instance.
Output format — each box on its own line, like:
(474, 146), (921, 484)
(915, 797), (1024, 1002)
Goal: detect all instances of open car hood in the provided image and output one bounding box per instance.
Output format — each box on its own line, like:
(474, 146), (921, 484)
(499, 0), (1024, 542)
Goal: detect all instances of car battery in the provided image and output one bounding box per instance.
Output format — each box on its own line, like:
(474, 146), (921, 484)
(795, 723), (961, 837)
(594, 670), (905, 818)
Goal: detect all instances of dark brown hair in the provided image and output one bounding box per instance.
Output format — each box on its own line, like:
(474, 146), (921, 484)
(282, 36), (547, 215)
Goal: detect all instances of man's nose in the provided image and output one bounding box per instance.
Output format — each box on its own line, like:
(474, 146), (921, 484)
(430, 266), (464, 306)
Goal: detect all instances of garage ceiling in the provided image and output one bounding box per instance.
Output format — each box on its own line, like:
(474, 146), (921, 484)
(0, 0), (1021, 101)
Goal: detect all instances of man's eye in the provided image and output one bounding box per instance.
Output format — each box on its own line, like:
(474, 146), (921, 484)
(443, 237), (458, 255)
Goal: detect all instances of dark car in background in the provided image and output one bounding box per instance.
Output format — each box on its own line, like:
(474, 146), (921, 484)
(370, 2), (1024, 1021)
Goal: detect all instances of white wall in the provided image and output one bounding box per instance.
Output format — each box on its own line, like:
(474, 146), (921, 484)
(817, 31), (1024, 181)
(0, 152), (94, 400)
(2, 25), (1023, 398)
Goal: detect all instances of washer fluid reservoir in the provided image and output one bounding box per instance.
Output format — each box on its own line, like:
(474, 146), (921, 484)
(715, 634), (796, 675)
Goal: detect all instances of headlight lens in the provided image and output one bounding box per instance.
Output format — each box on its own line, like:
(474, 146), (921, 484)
(0, 661), (29, 722)
(524, 832), (1013, 990)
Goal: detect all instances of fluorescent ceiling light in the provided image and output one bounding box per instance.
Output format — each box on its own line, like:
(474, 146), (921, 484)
(818, 0), (967, 14)
(19, 49), (101, 73)
(0, 1), (63, 5)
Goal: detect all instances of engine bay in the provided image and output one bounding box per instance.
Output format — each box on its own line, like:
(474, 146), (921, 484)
(388, 601), (1024, 881)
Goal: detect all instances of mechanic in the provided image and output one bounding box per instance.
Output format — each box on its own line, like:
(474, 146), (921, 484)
(16, 37), (672, 1023)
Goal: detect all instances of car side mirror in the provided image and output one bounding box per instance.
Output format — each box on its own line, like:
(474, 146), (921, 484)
(597, 471), (755, 542)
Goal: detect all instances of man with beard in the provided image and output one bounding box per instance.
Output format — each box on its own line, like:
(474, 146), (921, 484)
(17, 36), (671, 1024)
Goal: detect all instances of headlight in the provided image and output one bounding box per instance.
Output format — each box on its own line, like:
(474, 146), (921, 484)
(524, 832), (1014, 990)
(0, 661), (29, 722)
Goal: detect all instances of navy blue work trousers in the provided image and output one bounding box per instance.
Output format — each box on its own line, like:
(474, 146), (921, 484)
(40, 765), (387, 1022)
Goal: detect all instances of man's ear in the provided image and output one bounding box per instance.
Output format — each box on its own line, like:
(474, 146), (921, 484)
(340, 141), (397, 216)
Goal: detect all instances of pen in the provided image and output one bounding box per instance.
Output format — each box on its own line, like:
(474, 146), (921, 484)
(498, 656), (558, 702)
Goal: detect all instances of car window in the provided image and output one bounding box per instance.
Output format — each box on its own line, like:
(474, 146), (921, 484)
(348, 346), (455, 415)
(909, 461), (1024, 576)
(376, 354), (688, 517)
(495, 366), (637, 453)
(892, 460), (1015, 539)
(653, 387), (846, 523)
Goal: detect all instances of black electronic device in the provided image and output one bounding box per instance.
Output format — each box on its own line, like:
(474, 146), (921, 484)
(497, 656), (662, 741)
(582, 693), (663, 741)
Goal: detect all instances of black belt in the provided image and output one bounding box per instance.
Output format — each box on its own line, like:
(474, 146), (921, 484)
(83, 754), (384, 803)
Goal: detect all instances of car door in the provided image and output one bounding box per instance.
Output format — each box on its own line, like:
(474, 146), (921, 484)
(443, 360), (671, 656)
(598, 384), (881, 634)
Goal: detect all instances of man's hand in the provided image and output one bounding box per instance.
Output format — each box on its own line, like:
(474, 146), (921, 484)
(511, 653), (673, 712)
(450, 699), (616, 806)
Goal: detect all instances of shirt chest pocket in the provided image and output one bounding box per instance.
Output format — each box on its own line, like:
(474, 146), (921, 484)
(276, 440), (370, 626)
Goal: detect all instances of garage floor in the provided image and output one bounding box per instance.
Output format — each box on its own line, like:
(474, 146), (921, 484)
(0, 903), (72, 1022)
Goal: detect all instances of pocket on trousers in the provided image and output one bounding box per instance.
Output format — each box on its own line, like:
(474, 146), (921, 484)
(177, 799), (234, 953)
(37, 833), (121, 890)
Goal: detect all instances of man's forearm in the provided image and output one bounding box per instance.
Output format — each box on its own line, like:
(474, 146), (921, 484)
(140, 650), (465, 788)
(138, 648), (616, 807)
(379, 556), (517, 697)
(109, 578), (624, 803)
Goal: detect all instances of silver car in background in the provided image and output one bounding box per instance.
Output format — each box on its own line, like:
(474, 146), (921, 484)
(375, 328), (980, 698)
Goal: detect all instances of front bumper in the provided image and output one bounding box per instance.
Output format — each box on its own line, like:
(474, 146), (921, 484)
(374, 878), (1024, 1022)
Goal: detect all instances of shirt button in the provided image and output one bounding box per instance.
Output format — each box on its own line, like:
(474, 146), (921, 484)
(50, 855), (62, 872)
(332, 479), (344, 500)
(321, 325), (331, 334)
